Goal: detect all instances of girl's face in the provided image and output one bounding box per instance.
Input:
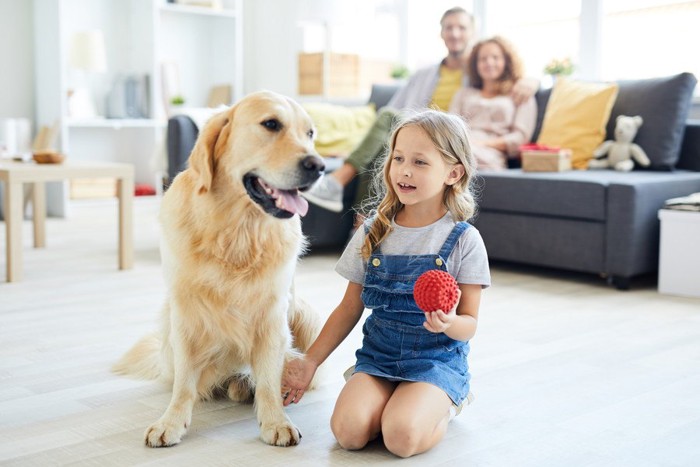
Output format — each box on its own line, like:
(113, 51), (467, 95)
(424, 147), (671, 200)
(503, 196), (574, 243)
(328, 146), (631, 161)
(389, 125), (462, 211)
(476, 42), (506, 83)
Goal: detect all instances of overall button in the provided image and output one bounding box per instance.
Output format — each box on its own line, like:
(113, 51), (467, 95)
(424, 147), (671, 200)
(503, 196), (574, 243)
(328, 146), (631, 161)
(372, 258), (381, 267)
(435, 258), (443, 266)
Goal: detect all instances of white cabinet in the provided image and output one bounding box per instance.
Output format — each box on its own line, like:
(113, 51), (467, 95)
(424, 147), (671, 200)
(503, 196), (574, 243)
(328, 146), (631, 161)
(658, 209), (700, 298)
(33, 0), (243, 213)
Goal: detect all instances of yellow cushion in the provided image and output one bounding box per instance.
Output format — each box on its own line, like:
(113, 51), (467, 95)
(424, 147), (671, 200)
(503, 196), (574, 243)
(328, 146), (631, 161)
(537, 79), (619, 169)
(302, 103), (376, 157)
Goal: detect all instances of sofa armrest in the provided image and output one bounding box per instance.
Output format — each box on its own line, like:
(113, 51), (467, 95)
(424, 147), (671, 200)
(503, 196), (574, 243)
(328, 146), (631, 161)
(368, 83), (401, 110)
(166, 115), (199, 185)
(606, 173), (700, 277)
(677, 120), (700, 171)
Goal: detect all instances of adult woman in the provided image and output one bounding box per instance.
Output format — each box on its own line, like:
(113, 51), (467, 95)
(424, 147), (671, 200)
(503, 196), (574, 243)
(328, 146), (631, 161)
(449, 36), (537, 170)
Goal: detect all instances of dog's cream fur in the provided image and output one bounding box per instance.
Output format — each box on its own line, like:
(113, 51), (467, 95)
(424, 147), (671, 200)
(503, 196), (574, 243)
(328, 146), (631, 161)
(113, 91), (323, 447)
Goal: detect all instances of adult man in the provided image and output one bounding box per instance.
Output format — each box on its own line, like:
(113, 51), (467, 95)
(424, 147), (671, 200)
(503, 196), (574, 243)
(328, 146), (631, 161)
(303, 6), (537, 213)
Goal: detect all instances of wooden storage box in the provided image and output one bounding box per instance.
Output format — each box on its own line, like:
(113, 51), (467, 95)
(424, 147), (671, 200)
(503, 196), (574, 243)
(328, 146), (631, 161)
(521, 149), (572, 172)
(298, 52), (360, 97)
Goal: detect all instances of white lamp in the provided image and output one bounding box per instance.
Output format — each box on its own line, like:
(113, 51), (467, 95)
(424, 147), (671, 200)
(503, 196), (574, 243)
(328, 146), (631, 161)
(68, 30), (107, 118)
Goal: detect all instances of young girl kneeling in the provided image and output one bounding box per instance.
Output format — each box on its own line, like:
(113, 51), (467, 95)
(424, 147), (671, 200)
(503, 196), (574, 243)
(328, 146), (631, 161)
(283, 109), (491, 458)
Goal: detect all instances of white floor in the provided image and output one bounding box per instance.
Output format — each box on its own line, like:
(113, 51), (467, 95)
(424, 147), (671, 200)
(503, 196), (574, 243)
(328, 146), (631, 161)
(1, 198), (699, 466)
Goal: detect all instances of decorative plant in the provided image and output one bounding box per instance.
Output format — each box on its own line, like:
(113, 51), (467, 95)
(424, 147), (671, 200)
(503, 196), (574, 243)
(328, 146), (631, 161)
(390, 64), (410, 80)
(170, 95), (185, 105)
(543, 57), (574, 76)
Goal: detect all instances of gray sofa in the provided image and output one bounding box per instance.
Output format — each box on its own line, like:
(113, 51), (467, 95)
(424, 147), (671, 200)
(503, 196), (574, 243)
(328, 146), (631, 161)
(306, 74), (700, 289)
(475, 73), (699, 289)
(165, 75), (700, 288)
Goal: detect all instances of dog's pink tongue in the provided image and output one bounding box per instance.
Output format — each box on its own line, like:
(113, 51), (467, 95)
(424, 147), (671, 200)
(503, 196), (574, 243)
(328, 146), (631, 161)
(276, 191), (309, 217)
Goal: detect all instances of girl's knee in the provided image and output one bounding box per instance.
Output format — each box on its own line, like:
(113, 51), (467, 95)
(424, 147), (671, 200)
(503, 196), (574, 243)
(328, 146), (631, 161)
(330, 412), (374, 450)
(381, 418), (423, 458)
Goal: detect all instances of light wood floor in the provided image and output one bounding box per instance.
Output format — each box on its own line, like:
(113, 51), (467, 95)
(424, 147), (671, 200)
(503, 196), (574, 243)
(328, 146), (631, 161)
(1, 198), (699, 466)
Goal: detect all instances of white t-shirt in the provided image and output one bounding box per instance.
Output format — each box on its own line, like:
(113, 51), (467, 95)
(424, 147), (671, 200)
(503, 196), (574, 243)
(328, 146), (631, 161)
(335, 212), (491, 287)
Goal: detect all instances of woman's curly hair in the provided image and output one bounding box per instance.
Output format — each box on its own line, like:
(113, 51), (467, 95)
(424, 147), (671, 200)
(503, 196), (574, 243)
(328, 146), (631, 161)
(467, 35), (524, 95)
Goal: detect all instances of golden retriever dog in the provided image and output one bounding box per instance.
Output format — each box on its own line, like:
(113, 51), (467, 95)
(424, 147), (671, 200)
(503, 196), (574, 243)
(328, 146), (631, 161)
(113, 91), (324, 447)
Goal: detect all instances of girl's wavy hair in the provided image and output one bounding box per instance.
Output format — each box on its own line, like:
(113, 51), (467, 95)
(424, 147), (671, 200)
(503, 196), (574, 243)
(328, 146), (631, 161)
(359, 110), (477, 260)
(467, 35), (524, 96)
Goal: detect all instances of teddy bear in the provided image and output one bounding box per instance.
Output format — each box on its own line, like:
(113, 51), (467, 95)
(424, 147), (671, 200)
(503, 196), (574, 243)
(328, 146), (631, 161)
(588, 115), (650, 171)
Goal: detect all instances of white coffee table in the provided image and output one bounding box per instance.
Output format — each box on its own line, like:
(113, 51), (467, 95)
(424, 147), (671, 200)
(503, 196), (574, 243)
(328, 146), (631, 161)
(0, 160), (134, 282)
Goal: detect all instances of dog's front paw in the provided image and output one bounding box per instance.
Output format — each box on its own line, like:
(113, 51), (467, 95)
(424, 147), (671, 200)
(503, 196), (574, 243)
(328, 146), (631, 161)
(260, 421), (301, 447)
(144, 419), (188, 447)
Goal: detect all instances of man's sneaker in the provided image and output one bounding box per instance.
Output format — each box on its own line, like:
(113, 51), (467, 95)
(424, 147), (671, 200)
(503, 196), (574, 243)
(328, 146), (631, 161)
(301, 175), (344, 212)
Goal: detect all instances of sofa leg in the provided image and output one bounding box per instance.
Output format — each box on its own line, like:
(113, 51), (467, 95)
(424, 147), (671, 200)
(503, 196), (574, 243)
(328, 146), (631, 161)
(608, 275), (630, 291)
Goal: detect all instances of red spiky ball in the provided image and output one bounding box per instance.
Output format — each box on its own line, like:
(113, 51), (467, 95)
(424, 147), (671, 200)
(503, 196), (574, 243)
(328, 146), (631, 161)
(413, 270), (459, 313)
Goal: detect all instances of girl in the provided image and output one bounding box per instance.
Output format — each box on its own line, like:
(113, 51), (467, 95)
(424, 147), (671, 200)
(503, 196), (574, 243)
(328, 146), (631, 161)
(282, 110), (490, 458)
(449, 35), (537, 171)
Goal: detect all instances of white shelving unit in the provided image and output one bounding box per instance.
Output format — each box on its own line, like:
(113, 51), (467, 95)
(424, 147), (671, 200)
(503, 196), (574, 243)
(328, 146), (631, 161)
(33, 0), (243, 214)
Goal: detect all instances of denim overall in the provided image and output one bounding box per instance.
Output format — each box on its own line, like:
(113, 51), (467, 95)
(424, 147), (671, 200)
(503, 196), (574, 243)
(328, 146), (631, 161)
(354, 222), (471, 405)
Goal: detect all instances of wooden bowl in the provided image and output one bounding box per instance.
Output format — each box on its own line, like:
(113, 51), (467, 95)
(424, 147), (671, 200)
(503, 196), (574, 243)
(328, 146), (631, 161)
(33, 151), (65, 164)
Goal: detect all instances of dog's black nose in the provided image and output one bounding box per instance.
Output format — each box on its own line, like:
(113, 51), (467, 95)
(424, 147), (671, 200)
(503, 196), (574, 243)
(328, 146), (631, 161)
(301, 155), (325, 174)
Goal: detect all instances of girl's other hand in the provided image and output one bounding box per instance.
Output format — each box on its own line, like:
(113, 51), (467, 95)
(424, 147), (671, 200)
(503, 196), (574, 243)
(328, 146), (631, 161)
(423, 289), (461, 334)
(423, 307), (456, 333)
(282, 356), (318, 406)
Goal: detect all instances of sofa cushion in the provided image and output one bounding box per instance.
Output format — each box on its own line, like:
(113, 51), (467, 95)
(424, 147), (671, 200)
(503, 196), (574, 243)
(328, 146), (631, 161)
(536, 79), (619, 169)
(477, 170), (608, 221)
(476, 169), (700, 223)
(605, 72), (697, 171)
(302, 103), (376, 157)
(473, 211), (606, 274)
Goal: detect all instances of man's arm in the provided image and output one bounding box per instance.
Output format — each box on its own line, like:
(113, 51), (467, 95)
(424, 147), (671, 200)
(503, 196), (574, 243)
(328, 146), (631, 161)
(386, 64), (441, 110)
(511, 76), (541, 105)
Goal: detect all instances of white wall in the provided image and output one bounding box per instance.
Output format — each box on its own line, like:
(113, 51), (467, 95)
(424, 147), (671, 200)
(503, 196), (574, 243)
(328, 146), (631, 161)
(243, 0), (304, 97)
(0, 0), (35, 120)
(2, 0), (300, 129)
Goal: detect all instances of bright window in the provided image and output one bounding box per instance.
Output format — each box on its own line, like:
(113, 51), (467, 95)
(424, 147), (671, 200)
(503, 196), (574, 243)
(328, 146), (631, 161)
(404, 0), (475, 70)
(482, 0), (581, 80)
(299, 0), (476, 94)
(482, 0), (700, 96)
(601, 1), (700, 83)
(298, 0), (699, 97)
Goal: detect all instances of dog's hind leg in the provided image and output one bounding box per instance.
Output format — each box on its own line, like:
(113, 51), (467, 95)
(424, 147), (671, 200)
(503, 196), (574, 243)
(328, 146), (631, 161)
(226, 375), (255, 403)
(286, 295), (324, 390)
(288, 296), (322, 353)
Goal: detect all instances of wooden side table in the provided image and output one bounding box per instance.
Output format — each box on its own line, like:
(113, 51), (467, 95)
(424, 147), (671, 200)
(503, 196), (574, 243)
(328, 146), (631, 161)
(0, 160), (134, 282)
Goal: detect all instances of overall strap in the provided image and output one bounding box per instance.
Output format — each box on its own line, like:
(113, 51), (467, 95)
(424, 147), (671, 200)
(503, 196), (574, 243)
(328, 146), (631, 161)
(438, 222), (470, 260)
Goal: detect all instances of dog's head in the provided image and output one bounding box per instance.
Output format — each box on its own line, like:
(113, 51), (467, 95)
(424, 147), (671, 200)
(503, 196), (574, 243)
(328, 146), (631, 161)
(188, 91), (325, 219)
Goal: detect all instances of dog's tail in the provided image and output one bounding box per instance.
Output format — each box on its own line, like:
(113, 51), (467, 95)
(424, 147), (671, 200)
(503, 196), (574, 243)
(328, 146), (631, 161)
(111, 332), (163, 380)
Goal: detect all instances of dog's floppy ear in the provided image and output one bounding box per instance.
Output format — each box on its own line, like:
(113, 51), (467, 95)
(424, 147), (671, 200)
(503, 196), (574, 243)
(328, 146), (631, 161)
(189, 112), (230, 195)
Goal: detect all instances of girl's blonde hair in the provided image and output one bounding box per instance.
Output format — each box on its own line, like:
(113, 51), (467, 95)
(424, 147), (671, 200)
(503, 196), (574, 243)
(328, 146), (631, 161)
(360, 110), (477, 260)
(467, 35), (524, 96)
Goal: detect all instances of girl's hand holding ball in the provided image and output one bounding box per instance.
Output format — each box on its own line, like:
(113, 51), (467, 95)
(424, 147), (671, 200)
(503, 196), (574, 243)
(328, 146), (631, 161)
(413, 270), (461, 333)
